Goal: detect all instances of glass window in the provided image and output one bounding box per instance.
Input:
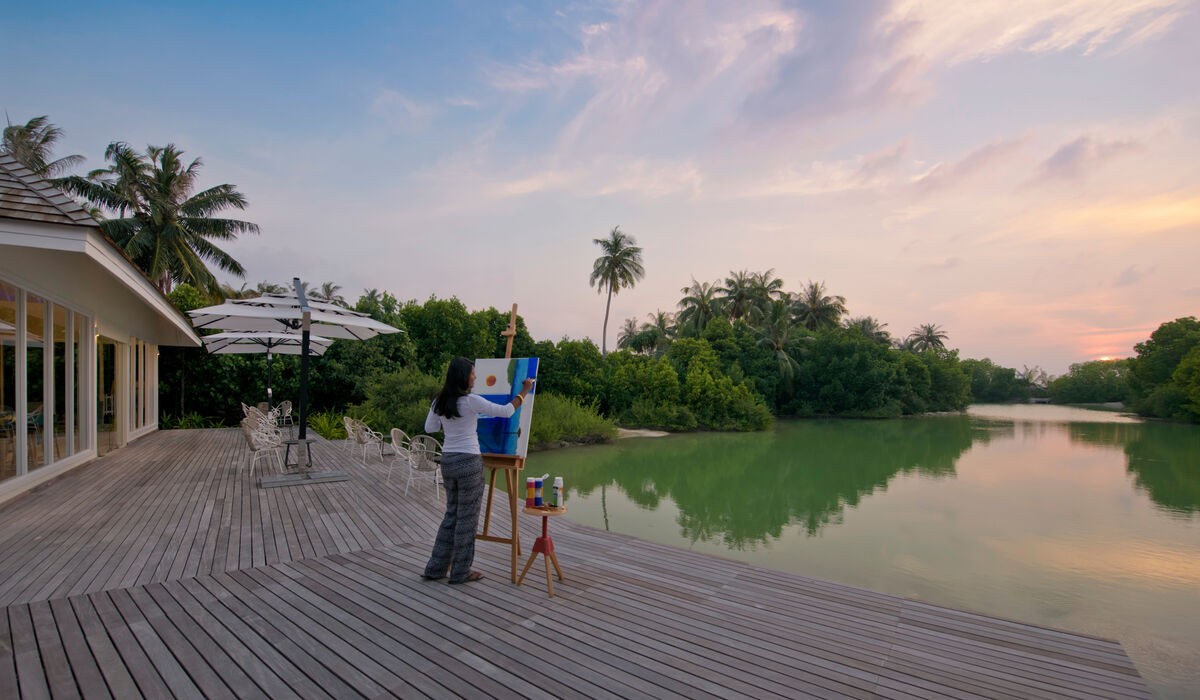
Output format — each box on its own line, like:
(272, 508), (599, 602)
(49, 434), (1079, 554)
(27, 293), (47, 471)
(74, 313), (86, 454)
(53, 304), (67, 461)
(0, 280), (16, 479)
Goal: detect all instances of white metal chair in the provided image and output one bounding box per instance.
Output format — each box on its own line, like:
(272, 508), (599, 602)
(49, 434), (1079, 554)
(241, 416), (283, 478)
(406, 435), (443, 497)
(342, 416), (359, 456)
(276, 400), (294, 432)
(387, 428), (413, 486)
(352, 419), (386, 462)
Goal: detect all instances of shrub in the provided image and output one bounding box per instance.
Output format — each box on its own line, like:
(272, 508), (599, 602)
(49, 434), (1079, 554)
(306, 410), (347, 440)
(360, 367), (441, 435)
(530, 393), (617, 449)
(160, 412), (223, 429)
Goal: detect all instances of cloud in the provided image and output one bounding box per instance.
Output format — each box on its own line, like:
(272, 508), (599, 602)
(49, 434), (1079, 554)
(912, 137), (1026, 192)
(1036, 136), (1144, 181)
(1114, 264), (1155, 287)
(1184, 287), (1200, 298)
(486, 1), (802, 154)
(882, 0), (1191, 65)
(854, 139), (911, 183)
(919, 257), (961, 271)
(370, 90), (435, 130)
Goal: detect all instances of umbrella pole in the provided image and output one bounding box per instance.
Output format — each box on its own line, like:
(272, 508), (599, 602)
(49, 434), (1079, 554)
(266, 349), (273, 409)
(295, 278), (310, 441)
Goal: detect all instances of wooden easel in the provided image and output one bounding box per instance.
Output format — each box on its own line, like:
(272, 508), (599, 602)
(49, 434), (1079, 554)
(477, 303), (524, 582)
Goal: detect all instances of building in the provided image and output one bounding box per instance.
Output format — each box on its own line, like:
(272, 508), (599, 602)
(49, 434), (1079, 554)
(0, 153), (200, 502)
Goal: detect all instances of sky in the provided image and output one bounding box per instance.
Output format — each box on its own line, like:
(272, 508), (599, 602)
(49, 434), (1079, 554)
(4, 0), (1199, 375)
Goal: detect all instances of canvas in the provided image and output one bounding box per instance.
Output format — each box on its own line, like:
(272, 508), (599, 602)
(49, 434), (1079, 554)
(473, 357), (538, 457)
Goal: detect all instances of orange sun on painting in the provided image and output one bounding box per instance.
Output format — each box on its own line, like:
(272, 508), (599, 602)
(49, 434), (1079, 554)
(486, 375), (497, 387)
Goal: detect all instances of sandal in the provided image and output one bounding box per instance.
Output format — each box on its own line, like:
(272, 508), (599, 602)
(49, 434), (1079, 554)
(421, 574), (446, 581)
(449, 571), (484, 584)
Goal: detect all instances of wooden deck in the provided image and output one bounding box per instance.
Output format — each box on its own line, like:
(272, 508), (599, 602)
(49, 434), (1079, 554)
(0, 428), (1150, 698)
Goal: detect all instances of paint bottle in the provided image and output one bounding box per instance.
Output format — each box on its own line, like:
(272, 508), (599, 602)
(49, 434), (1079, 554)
(534, 479), (544, 507)
(526, 477), (536, 507)
(552, 477), (563, 508)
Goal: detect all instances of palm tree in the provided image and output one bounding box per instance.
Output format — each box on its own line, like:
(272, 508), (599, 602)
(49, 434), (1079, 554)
(589, 226), (645, 355)
(219, 281), (256, 299)
(792, 280), (847, 331)
(717, 270), (756, 321)
(60, 142), (258, 294)
(255, 281), (287, 296)
(751, 298), (800, 385)
(844, 316), (891, 344)
(1, 115), (84, 179)
(616, 317), (641, 349)
(310, 281), (346, 306)
(748, 269), (785, 321)
(907, 323), (948, 352)
(676, 278), (722, 336)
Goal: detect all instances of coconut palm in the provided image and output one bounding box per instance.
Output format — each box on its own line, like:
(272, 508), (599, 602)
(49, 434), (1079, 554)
(616, 317), (641, 349)
(60, 142), (258, 294)
(1, 115), (84, 179)
(748, 269), (785, 319)
(676, 278), (722, 337)
(792, 280), (847, 331)
(310, 281), (346, 307)
(751, 298), (801, 385)
(717, 270), (757, 321)
(255, 281), (287, 296)
(589, 226), (645, 355)
(219, 281), (257, 299)
(907, 323), (948, 352)
(844, 316), (891, 344)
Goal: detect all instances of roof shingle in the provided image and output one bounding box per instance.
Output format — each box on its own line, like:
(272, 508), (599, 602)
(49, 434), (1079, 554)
(0, 153), (97, 227)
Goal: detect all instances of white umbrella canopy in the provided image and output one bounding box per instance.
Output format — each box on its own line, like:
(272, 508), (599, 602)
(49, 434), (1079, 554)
(202, 331), (333, 355)
(188, 296), (397, 340)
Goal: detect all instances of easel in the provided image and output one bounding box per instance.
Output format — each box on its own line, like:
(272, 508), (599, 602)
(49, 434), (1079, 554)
(477, 303), (524, 582)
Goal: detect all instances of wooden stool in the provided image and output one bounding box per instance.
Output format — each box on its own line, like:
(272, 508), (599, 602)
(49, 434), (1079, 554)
(517, 506), (566, 597)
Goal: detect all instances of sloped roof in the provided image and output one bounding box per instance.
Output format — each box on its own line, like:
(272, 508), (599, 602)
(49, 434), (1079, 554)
(0, 153), (97, 226)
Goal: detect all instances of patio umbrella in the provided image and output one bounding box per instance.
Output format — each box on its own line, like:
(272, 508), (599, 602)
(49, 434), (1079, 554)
(202, 331), (333, 406)
(188, 279), (401, 441)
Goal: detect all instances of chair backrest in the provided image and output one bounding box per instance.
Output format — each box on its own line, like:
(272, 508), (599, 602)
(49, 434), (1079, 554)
(410, 435), (441, 457)
(342, 416), (359, 441)
(390, 428), (410, 450)
(409, 440), (439, 473)
(278, 400), (292, 418)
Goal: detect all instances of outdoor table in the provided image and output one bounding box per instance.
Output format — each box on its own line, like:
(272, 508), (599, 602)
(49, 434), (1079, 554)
(283, 438), (315, 470)
(517, 505), (567, 597)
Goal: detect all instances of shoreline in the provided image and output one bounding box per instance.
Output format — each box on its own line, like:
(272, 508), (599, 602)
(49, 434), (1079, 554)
(617, 427), (670, 438)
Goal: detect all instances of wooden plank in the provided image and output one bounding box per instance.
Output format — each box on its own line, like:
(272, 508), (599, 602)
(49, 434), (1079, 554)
(28, 600), (80, 699)
(0, 604), (19, 699)
(7, 606), (51, 700)
(68, 595), (140, 700)
(89, 590), (185, 699)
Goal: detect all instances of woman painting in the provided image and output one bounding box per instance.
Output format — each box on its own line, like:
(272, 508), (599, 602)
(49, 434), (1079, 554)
(422, 357), (533, 584)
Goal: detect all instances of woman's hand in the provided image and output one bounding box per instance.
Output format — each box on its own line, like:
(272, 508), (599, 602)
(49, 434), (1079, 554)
(521, 378), (535, 393)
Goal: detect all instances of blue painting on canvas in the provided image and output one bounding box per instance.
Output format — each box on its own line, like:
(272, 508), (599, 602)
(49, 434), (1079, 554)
(473, 357), (538, 457)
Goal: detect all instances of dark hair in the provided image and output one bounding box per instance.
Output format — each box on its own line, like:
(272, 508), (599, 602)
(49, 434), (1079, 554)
(432, 357), (473, 418)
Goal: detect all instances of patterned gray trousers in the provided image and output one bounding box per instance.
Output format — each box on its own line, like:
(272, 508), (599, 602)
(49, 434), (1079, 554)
(424, 452), (485, 583)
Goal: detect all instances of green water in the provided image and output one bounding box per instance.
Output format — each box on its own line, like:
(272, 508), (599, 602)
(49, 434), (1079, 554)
(530, 405), (1200, 698)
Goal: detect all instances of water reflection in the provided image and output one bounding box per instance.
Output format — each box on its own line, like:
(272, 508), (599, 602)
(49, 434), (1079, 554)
(544, 405), (1200, 697)
(565, 417), (975, 546)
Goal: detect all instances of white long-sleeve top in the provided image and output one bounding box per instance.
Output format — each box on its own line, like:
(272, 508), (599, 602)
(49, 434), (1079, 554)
(425, 394), (516, 454)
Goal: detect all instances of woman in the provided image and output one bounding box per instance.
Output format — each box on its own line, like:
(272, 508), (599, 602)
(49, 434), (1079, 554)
(422, 357), (533, 584)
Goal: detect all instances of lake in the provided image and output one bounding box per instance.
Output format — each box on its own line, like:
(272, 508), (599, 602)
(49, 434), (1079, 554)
(535, 404), (1200, 698)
